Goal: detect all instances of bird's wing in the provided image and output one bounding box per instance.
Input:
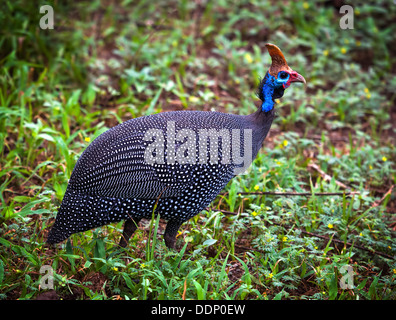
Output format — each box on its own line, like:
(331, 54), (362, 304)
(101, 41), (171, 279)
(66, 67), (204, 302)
(68, 120), (235, 199)
(69, 129), (184, 199)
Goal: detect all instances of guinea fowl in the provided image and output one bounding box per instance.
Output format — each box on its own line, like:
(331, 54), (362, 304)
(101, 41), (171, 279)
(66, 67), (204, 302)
(47, 43), (306, 249)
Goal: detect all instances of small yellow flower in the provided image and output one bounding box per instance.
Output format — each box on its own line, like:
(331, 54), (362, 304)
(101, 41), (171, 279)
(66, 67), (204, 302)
(141, 263), (146, 268)
(244, 52), (253, 64)
(303, 2), (309, 9)
(369, 165), (373, 170)
(251, 211), (258, 217)
(359, 232), (363, 236)
(254, 185), (260, 191)
(113, 267), (118, 272)
(364, 88), (370, 94)
(340, 47), (347, 54)
(366, 93), (371, 99)
(328, 223), (334, 229)
(258, 168), (262, 173)
(85, 137), (91, 142)
(315, 246), (318, 250)
(382, 156), (388, 162)
(188, 96), (199, 103)
(283, 140), (288, 147)
(323, 50), (329, 57)
(393, 268), (396, 275)
(275, 99), (280, 104)
(268, 273), (273, 279)
(282, 236), (288, 242)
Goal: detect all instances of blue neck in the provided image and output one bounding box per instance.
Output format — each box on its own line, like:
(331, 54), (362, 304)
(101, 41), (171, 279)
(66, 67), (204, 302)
(259, 72), (284, 113)
(261, 85), (275, 112)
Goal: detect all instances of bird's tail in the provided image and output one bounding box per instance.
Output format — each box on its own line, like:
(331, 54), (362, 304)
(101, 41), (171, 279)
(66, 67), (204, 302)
(46, 190), (132, 244)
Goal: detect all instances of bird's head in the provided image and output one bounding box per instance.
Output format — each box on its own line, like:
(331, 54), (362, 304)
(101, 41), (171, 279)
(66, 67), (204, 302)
(258, 43), (306, 112)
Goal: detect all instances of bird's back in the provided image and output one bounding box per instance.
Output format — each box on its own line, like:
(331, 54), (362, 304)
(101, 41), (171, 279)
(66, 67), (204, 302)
(69, 110), (252, 199)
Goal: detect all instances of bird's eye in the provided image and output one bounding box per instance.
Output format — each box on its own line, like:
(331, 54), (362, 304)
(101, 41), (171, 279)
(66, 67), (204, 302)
(279, 72), (288, 80)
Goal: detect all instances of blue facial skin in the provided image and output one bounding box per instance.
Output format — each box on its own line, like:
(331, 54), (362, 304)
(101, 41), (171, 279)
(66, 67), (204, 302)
(261, 71), (290, 112)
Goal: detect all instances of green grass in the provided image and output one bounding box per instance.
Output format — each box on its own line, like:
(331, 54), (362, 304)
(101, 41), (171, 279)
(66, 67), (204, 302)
(1, 0), (396, 300)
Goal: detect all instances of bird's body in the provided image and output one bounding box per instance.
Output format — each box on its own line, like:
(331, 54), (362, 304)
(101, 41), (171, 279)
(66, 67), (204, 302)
(47, 44), (305, 248)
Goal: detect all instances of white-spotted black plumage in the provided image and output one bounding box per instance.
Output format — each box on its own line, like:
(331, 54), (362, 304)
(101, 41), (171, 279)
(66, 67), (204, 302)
(47, 110), (275, 247)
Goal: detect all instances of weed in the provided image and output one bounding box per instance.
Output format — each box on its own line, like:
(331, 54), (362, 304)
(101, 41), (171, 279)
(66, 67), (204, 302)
(0, 0), (395, 300)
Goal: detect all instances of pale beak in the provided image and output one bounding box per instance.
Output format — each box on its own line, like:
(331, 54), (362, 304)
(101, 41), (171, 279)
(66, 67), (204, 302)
(289, 71), (306, 85)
